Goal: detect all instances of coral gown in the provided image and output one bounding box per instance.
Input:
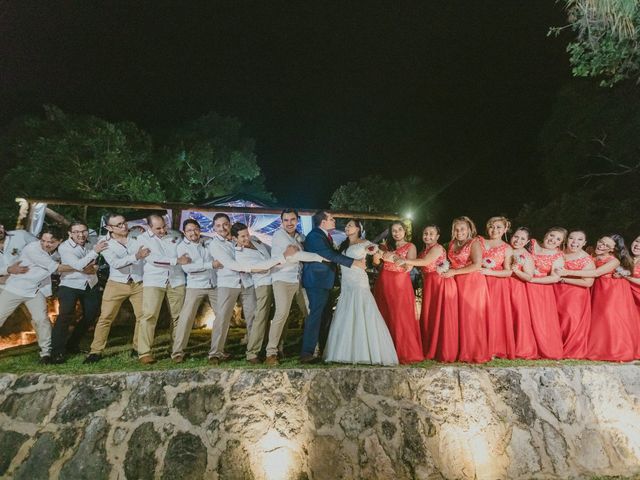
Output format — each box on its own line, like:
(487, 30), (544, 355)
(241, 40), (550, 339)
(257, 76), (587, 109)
(553, 255), (592, 359)
(448, 238), (490, 363)
(526, 244), (564, 359)
(419, 245), (458, 362)
(587, 256), (640, 362)
(482, 242), (516, 359)
(510, 251), (538, 359)
(374, 242), (423, 363)
(629, 263), (640, 311)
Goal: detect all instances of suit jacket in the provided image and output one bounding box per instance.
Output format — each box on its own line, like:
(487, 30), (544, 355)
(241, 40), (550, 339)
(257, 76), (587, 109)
(302, 228), (354, 289)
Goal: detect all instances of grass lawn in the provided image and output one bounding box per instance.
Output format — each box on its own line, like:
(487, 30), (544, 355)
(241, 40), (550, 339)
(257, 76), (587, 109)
(0, 324), (607, 375)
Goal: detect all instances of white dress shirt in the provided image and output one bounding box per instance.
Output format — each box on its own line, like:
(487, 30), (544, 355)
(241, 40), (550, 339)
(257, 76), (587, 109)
(0, 230), (37, 277)
(58, 239), (99, 290)
(100, 235), (144, 284)
(137, 231), (186, 288)
(4, 241), (59, 297)
(208, 234), (282, 289)
(178, 238), (216, 289)
(270, 228), (325, 284)
(235, 238), (274, 288)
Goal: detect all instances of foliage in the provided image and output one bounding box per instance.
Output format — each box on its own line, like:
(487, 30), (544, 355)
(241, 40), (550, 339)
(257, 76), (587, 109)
(552, 0), (640, 86)
(515, 81), (640, 240)
(0, 105), (163, 223)
(0, 106), (274, 225)
(154, 112), (273, 203)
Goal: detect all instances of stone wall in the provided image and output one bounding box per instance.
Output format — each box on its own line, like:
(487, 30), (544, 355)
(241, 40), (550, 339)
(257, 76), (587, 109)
(1, 365), (640, 479)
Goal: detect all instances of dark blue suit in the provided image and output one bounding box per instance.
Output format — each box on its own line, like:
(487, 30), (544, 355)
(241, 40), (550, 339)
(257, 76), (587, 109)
(301, 228), (354, 356)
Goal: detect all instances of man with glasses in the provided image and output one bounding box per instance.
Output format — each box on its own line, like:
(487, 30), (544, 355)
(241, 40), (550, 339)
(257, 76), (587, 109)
(85, 213), (150, 363)
(51, 221), (108, 363)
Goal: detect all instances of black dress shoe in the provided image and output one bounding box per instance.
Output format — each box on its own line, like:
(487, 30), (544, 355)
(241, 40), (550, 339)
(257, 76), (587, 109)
(40, 355), (52, 365)
(83, 353), (102, 364)
(299, 355), (321, 364)
(50, 354), (66, 364)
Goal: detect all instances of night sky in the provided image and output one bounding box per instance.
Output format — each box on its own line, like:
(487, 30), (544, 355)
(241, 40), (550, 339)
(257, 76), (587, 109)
(1, 2), (571, 222)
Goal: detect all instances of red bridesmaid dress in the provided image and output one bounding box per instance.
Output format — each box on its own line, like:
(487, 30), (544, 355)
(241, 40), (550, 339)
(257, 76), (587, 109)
(629, 262), (640, 310)
(448, 238), (490, 363)
(419, 245), (458, 362)
(553, 255), (592, 359)
(374, 243), (423, 363)
(587, 256), (640, 362)
(526, 244), (564, 359)
(510, 251), (538, 359)
(482, 242), (516, 359)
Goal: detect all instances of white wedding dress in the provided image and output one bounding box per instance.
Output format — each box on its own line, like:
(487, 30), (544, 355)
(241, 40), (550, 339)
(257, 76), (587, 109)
(324, 242), (399, 366)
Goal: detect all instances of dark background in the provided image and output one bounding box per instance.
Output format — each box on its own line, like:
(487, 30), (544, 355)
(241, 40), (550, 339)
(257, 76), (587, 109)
(0, 1), (571, 221)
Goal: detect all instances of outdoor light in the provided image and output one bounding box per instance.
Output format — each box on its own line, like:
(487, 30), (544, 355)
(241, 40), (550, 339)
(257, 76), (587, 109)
(405, 211), (414, 220)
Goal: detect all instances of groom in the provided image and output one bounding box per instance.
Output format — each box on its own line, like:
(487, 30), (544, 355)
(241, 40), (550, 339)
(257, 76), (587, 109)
(300, 210), (365, 363)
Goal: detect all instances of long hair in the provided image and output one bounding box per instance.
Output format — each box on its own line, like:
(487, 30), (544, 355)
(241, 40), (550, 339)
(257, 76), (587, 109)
(339, 219), (364, 253)
(384, 221), (409, 252)
(609, 233), (634, 270)
(450, 216), (477, 243)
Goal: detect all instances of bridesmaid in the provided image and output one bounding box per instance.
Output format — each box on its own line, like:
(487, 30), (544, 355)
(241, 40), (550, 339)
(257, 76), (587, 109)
(624, 235), (640, 311)
(400, 225), (458, 362)
(509, 227), (538, 359)
(441, 216), (490, 363)
(556, 234), (639, 361)
(480, 216), (516, 359)
(525, 227), (566, 359)
(553, 230), (594, 359)
(373, 221), (423, 363)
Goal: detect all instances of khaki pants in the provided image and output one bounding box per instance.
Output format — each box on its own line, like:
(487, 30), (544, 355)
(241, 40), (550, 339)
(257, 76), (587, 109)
(172, 287), (217, 358)
(209, 286), (256, 359)
(265, 281), (308, 357)
(245, 284), (273, 360)
(137, 284), (186, 358)
(90, 280), (143, 354)
(0, 289), (51, 357)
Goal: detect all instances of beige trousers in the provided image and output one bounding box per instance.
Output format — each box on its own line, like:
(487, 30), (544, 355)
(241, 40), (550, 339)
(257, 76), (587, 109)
(265, 281), (308, 357)
(171, 287), (217, 358)
(245, 284), (273, 360)
(0, 288), (51, 357)
(137, 284), (186, 358)
(90, 280), (143, 354)
(208, 286), (256, 359)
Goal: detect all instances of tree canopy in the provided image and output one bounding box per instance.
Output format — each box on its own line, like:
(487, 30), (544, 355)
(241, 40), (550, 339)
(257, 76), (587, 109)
(553, 0), (640, 86)
(0, 106), (272, 224)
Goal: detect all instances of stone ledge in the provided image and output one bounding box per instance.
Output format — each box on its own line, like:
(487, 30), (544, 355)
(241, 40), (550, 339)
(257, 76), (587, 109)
(1, 365), (639, 479)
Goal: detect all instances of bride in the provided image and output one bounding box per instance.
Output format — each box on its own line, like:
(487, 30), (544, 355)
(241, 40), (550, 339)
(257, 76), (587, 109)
(324, 219), (399, 365)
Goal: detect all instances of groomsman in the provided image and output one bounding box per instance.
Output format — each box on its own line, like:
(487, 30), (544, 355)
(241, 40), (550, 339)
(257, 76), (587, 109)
(171, 218), (218, 362)
(51, 221), (108, 362)
(0, 223), (33, 282)
(85, 213), (150, 363)
(264, 209), (327, 366)
(207, 213), (291, 364)
(0, 227), (70, 362)
(136, 214), (189, 364)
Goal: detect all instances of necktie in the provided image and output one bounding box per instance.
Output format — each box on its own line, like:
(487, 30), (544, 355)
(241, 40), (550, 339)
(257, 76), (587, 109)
(327, 231), (333, 246)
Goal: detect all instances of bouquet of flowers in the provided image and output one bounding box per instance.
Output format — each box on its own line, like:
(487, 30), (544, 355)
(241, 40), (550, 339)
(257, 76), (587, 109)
(436, 259), (450, 274)
(615, 266), (631, 277)
(515, 254), (527, 266)
(482, 258), (496, 269)
(365, 244), (379, 255)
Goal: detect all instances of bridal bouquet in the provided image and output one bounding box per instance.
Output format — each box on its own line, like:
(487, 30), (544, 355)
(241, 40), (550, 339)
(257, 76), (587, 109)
(365, 244), (379, 255)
